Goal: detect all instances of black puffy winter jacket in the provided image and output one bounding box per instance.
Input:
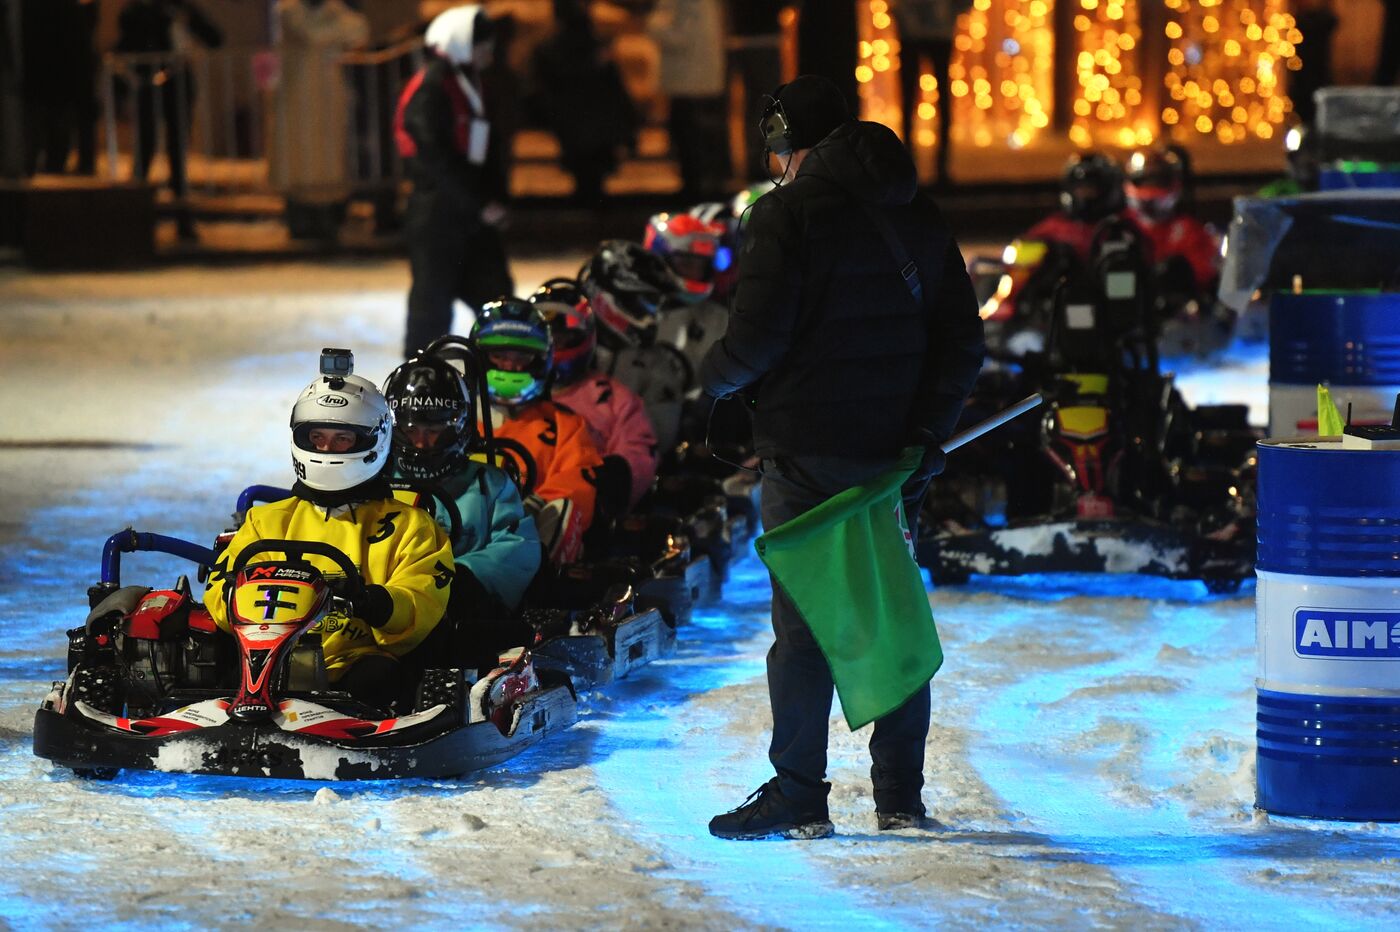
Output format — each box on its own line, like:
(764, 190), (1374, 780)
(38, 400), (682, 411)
(698, 120), (985, 459)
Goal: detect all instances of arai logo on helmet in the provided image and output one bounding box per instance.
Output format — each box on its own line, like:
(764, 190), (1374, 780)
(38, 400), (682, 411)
(1294, 609), (1400, 660)
(317, 395), (349, 408)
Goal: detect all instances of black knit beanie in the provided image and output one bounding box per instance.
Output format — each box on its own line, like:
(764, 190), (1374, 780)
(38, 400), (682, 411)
(775, 75), (853, 151)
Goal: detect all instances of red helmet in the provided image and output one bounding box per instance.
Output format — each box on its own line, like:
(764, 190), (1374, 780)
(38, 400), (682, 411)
(528, 278), (595, 387)
(643, 211), (729, 302)
(1125, 147), (1185, 223)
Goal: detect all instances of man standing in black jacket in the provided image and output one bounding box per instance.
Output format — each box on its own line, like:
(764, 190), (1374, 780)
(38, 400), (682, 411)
(394, 5), (513, 358)
(700, 75), (984, 839)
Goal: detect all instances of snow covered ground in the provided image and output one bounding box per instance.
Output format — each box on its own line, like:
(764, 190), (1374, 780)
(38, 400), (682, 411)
(2, 261), (1397, 930)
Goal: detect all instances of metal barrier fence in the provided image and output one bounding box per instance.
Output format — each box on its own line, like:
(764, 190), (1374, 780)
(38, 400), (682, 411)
(99, 40), (425, 199)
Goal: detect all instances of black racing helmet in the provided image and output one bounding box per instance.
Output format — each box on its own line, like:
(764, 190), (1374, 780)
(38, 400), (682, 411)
(382, 355), (474, 481)
(577, 240), (677, 348)
(1060, 152), (1125, 222)
(1125, 146), (1186, 221)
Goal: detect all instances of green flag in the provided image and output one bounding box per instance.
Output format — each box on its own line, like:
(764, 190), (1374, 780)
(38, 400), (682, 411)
(1317, 384), (1345, 436)
(755, 447), (942, 730)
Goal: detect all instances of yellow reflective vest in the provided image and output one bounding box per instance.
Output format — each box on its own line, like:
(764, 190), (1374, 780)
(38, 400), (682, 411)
(204, 495), (454, 680)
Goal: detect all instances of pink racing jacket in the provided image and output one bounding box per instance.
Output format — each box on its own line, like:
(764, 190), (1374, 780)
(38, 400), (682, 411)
(553, 373), (660, 508)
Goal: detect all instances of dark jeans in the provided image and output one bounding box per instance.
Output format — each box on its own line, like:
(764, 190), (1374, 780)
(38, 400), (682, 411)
(403, 191), (514, 357)
(898, 38), (953, 184)
(760, 453), (933, 812)
(132, 77), (190, 196)
(1377, 0), (1400, 85)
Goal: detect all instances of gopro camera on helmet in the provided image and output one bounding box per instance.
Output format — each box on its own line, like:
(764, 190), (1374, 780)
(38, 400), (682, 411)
(320, 348), (354, 378)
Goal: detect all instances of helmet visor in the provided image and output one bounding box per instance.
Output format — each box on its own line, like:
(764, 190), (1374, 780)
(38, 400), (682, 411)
(668, 252), (716, 284)
(293, 422), (380, 455)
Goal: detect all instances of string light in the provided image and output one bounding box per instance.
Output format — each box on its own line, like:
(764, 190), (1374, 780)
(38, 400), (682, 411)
(1162, 0), (1298, 145)
(857, 0), (1052, 152)
(1071, 0), (1153, 148)
(854, 0), (1299, 161)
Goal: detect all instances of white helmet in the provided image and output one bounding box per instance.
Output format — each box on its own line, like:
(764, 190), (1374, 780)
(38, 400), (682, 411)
(425, 5), (491, 66)
(289, 373), (392, 492)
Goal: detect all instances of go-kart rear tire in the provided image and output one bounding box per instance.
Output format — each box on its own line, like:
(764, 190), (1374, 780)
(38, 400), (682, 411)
(929, 566), (972, 587)
(72, 767), (119, 781)
(1203, 577), (1244, 595)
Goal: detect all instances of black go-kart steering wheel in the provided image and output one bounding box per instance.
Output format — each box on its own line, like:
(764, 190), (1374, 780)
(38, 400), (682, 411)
(487, 435), (539, 496)
(387, 480), (465, 543)
(230, 539), (363, 599)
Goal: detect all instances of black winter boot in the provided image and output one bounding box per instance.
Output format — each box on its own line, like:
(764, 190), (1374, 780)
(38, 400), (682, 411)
(708, 778), (834, 840)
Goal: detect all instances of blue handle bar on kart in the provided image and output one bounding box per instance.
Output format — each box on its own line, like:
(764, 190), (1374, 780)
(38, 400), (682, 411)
(236, 485), (293, 516)
(100, 530), (218, 587)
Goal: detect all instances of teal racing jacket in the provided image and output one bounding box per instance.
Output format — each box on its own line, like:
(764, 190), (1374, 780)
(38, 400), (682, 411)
(392, 459), (540, 613)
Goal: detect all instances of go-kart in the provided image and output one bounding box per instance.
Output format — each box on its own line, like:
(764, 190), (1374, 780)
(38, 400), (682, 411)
(230, 481), (684, 692)
(33, 533), (577, 781)
(524, 565), (676, 688)
(972, 220), (1237, 362)
(918, 226), (1260, 593)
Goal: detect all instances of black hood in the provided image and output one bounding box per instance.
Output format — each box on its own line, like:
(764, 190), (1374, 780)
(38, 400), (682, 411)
(799, 120), (918, 207)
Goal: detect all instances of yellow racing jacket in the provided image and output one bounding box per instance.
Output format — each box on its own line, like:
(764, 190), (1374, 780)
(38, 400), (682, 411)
(203, 495), (455, 680)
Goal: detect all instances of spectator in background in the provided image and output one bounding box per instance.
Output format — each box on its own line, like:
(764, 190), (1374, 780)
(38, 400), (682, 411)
(1292, 0), (1336, 124)
(1377, 0), (1400, 86)
(270, 0), (368, 242)
(115, 0), (223, 241)
(20, 0), (99, 176)
(394, 5), (514, 357)
(893, 0), (971, 188)
(727, 0), (784, 180)
(531, 0), (637, 207)
(649, 0), (730, 200)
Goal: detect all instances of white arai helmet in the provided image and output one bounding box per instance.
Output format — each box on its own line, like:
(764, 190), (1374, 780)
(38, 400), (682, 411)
(289, 353), (392, 492)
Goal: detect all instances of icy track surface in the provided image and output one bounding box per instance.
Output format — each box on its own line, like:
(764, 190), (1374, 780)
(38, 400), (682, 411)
(2, 262), (1397, 930)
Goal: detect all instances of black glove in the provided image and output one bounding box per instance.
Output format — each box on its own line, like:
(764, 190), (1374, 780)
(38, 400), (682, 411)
(596, 454), (633, 519)
(346, 583), (394, 629)
(901, 443), (947, 507)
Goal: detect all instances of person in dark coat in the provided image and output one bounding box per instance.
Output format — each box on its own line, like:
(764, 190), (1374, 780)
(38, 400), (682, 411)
(115, 0), (222, 239)
(20, 0), (98, 175)
(701, 75), (985, 840)
(394, 4), (514, 358)
(530, 0), (637, 206)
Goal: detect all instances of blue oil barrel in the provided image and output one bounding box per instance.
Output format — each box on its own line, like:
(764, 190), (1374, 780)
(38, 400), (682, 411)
(1268, 292), (1400, 436)
(1255, 438), (1400, 820)
(1318, 168), (1400, 191)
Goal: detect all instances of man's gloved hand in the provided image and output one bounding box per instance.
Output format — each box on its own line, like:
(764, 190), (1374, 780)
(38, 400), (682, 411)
(900, 441), (947, 510)
(346, 583), (394, 629)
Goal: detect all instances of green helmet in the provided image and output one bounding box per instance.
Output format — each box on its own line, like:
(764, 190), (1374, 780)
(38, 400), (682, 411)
(470, 297), (554, 407)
